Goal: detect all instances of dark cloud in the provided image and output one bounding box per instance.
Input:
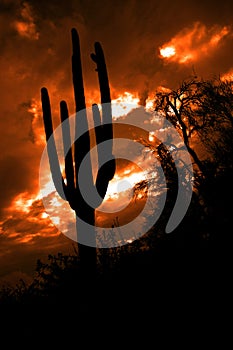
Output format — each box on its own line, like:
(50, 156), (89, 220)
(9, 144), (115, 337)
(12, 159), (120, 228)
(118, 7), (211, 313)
(0, 197), (73, 285)
(1, 0), (233, 210)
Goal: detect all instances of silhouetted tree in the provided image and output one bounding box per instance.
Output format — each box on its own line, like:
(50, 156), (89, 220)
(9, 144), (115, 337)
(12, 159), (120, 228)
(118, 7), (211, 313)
(153, 75), (233, 178)
(153, 75), (233, 246)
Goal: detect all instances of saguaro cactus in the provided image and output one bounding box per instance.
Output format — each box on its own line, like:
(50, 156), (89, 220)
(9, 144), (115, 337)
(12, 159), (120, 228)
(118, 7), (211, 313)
(41, 28), (115, 277)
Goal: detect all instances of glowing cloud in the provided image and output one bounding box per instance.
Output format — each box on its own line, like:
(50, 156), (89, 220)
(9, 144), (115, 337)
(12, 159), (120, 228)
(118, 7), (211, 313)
(13, 192), (35, 213)
(111, 92), (140, 118)
(13, 2), (39, 40)
(159, 22), (230, 64)
(160, 46), (176, 58)
(221, 69), (233, 81)
(27, 99), (46, 145)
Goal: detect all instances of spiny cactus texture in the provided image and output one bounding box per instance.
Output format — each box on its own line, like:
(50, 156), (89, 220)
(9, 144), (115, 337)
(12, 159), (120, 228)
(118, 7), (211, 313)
(41, 28), (115, 277)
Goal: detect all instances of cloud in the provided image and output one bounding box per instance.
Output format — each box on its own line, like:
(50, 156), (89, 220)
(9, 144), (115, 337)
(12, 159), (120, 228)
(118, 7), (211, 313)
(159, 22), (231, 64)
(0, 195), (74, 285)
(13, 1), (39, 40)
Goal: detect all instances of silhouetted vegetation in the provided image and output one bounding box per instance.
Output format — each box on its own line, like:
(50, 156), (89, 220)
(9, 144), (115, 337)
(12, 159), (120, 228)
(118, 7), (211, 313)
(1, 76), (232, 337)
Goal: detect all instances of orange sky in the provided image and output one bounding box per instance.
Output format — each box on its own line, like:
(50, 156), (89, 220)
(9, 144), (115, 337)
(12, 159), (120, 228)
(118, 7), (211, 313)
(1, 0), (233, 286)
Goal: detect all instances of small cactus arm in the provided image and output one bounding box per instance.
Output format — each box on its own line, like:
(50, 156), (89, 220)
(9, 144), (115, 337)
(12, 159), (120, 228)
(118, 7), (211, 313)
(41, 28), (115, 277)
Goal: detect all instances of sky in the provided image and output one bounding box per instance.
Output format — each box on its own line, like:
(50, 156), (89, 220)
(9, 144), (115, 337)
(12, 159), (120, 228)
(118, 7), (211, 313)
(1, 0), (233, 285)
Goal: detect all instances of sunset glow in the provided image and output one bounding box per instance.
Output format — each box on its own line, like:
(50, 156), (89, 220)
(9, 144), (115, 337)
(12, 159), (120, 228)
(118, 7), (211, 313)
(160, 46), (176, 58)
(13, 192), (35, 213)
(221, 70), (233, 81)
(111, 92), (140, 118)
(13, 2), (39, 40)
(104, 169), (146, 200)
(28, 99), (45, 145)
(159, 22), (230, 64)
(1, 0), (233, 290)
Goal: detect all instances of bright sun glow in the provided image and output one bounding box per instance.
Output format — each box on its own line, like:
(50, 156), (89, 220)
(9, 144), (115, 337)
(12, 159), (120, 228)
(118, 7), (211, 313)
(105, 170), (146, 200)
(111, 92), (140, 118)
(160, 46), (176, 58)
(145, 96), (154, 111)
(221, 70), (233, 81)
(159, 22), (230, 64)
(13, 192), (35, 213)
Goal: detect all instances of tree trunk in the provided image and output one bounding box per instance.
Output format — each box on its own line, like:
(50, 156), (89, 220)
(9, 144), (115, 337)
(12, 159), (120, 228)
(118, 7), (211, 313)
(186, 144), (206, 176)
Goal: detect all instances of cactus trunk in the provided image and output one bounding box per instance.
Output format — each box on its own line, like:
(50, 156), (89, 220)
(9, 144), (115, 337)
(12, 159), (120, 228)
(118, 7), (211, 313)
(41, 28), (115, 280)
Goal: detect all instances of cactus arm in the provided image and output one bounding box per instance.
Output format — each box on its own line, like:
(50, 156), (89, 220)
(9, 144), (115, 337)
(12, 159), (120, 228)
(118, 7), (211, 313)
(92, 103), (103, 145)
(91, 103), (114, 200)
(41, 87), (54, 141)
(41, 87), (67, 200)
(91, 41), (114, 157)
(91, 42), (113, 144)
(60, 100), (77, 209)
(71, 28), (86, 112)
(91, 44), (116, 199)
(71, 28), (94, 198)
(91, 42), (111, 104)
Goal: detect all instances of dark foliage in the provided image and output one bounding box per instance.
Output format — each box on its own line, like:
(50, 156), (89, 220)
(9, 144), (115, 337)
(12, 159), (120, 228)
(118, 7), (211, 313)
(1, 75), (233, 343)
